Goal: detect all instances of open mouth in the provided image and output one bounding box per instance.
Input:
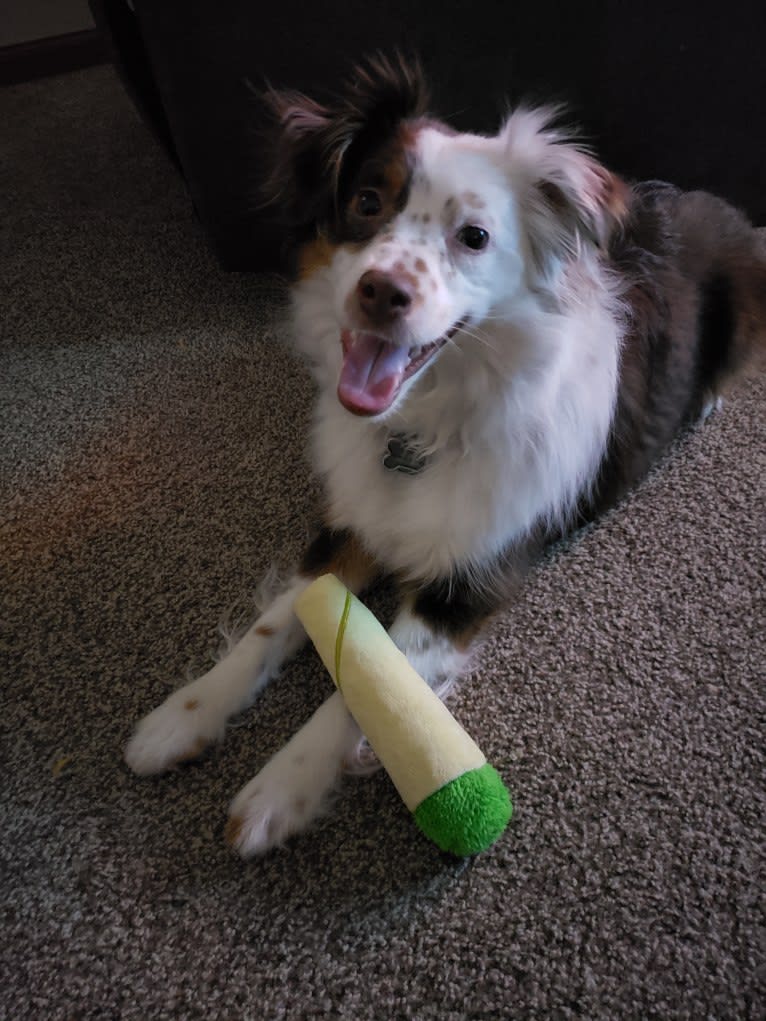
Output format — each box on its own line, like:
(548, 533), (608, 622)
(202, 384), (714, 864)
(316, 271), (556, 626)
(337, 326), (460, 417)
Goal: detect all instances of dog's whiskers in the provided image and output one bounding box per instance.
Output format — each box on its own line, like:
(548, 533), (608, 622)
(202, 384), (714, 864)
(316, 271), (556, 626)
(456, 323), (500, 355)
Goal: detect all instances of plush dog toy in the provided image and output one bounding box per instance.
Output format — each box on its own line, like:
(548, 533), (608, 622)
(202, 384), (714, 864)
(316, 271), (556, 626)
(294, 574), (512, 856)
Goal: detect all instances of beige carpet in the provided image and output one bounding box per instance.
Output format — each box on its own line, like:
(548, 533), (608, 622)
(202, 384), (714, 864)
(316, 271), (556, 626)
(1, 66), (764, 1021)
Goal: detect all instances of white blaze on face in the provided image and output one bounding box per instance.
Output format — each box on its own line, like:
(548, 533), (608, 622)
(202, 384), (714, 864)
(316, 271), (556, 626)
(329, 128), (525, 417)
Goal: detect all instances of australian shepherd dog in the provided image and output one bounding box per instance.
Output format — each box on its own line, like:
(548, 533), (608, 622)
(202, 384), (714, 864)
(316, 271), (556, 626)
(125, 56), (765, 856)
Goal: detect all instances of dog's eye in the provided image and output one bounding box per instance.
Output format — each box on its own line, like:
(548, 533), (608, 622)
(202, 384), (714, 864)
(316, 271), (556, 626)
(356, 189), (383, 217)
(457, 225), (489, 251)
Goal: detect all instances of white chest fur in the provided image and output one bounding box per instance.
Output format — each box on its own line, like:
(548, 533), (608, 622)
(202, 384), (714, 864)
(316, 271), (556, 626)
(305, 297), (621, 582)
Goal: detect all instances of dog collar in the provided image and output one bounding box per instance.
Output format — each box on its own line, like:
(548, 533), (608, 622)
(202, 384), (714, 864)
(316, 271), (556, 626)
(382, 433), (429, 476)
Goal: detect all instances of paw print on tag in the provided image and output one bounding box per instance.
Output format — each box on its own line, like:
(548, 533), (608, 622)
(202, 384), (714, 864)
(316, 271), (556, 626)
(382, 435), (428, 475)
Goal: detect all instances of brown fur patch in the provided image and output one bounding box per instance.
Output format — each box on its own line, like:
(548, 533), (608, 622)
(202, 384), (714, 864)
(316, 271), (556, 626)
(224, 816), (243, 846)
(255, 624), (276, 637)
(442, 197), (457, 223)
(407, 549), (533, 648)
(184, 698), (200, 711)
(594, 182), (766, 511)
(461, 190), (486, 209)
(297, 236), (338, 280)
(341, 123), (418, 242)
(385, 126), (413, 199)
(414, 258), (427, 274)
(391, 259), (420, 291)
(602, 172), (630, 227)
(263, 54), (429, 257)
(176, 736), (208, 764)
(301, 527), (380, 593)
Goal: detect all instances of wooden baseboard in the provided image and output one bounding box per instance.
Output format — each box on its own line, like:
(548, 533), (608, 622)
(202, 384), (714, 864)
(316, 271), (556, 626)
(0, 29), (106, 86)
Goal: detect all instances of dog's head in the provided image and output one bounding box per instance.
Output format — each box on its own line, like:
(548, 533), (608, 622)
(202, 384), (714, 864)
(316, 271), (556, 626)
(265, 55), (628, 417)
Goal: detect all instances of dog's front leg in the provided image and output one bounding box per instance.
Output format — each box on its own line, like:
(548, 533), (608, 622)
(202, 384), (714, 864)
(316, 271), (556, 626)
(225, 688), (360, 856)
(123, 576), (312, 776)
(226, 581), (480, 858)
(124, 528), (376, 777)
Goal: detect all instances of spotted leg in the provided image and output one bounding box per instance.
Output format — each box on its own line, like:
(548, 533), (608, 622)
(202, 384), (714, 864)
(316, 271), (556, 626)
(124, 529), (375, 776)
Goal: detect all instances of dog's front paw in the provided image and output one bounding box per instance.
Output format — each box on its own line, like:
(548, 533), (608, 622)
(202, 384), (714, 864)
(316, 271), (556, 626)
(124, 687), (226, 776)
(225, 752), (337, 857)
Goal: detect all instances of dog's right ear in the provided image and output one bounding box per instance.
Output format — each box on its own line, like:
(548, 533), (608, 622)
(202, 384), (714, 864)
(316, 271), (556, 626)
(260, 87), (336, 232)
(260, 54), (429, 238)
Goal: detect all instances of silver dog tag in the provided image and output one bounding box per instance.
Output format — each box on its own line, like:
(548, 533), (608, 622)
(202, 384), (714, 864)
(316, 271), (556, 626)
(382, 434), (428, 475)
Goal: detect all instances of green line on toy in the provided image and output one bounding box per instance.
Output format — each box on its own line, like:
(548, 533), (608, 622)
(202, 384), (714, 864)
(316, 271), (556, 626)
(334, 588), (353, 691)
(294, 574), (513, 856)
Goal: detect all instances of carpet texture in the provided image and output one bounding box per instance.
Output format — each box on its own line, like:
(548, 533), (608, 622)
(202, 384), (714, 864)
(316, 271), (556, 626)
(1, 67), (764, 1021)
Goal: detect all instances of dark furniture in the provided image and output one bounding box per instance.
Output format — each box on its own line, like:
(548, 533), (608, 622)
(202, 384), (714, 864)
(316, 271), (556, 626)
(91, 0), (765, 271)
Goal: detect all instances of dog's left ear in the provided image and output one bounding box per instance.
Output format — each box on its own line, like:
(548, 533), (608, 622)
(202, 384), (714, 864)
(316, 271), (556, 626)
(501, 107), (629, 269)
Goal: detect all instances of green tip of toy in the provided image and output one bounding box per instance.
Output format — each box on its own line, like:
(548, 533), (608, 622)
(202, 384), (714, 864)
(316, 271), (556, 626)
(412, 763), (512, 856)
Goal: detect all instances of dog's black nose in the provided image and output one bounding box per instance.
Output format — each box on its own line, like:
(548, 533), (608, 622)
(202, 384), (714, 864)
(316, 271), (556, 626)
(357, 269), (413, 326)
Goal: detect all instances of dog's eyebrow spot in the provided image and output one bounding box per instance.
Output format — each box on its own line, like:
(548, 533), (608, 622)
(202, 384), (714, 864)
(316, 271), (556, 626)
(184, 698), (200, 711)
(461, 190), (486, 209)
(255, 624), (275, 636)
(415, 258), (427, 274)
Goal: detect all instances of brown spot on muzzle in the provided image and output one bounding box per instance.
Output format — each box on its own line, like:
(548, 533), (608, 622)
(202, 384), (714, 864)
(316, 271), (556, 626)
(391, 259), (420, 291)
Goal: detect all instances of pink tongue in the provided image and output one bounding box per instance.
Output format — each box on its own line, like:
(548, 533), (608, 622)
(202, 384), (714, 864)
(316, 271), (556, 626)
(338, 331), (411, 416)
